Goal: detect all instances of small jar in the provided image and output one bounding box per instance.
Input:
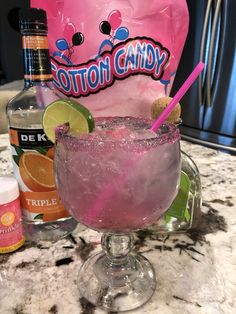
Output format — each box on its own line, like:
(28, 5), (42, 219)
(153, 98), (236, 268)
(0, 177), (25, 253)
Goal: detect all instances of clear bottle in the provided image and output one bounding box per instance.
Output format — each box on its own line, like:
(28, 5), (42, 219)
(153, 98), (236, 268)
(151, 151), (202, 233)
(7, 8), (77, 242)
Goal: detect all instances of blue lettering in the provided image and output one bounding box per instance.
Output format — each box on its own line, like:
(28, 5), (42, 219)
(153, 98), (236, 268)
(68, 70), (79, 93)
(145, 44), (155, 70)
(51, 38), (170, 97)
(136, 43), (146, 69)
(77, 68), (87, 92)
(115, 48), (126, 75)
(51, 63), (60, 88)
(125, 44), (136, 71)
(88, 65), (99, 89)
(57, 69), (70, 92)
(155, 48), (166, 76)
(99, 56), (111, 85)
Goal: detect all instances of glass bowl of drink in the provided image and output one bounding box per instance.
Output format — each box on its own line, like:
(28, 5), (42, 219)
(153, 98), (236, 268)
(55, 116), (181, 312)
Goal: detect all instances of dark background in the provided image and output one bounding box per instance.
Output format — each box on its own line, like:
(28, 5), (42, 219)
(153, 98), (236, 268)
(0, 1), (30, 85)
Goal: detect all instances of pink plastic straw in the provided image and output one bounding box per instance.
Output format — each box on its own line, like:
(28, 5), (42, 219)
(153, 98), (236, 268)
(151, 61), (205, 132)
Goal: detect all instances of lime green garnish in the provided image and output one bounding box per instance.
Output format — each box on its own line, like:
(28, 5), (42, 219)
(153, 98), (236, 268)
(43, 99), (95, 143)
(165, 171), (191, 223)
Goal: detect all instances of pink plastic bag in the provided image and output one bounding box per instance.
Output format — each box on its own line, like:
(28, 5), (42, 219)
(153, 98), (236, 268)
(31, 0), (189, 118)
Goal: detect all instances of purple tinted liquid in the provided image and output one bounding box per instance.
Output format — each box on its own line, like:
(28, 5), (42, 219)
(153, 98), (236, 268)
(55, 117), (181, 232)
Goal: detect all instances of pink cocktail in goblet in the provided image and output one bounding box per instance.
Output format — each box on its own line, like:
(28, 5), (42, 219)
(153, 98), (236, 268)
(55, 116), (181, 312)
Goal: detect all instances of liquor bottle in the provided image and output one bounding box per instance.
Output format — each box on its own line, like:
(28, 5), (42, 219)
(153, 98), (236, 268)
(7, 8), (77, 242)
(151, 151), (202, 233)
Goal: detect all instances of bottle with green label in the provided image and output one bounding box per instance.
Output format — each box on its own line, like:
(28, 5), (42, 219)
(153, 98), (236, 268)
(151, 151), (202, 233)
(6, 8), (77, 242)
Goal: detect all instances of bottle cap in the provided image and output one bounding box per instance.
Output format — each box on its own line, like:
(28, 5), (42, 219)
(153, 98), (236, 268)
(19, 8), (47, 32)
(20, 8), (47, 23)
(0, 177), (20, 205)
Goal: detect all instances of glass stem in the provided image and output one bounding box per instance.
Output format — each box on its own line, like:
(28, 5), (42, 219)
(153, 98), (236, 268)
(101, 233), (134, 267)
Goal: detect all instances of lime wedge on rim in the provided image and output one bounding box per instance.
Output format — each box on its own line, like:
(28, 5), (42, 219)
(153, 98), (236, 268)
(43, 99), (95, 143)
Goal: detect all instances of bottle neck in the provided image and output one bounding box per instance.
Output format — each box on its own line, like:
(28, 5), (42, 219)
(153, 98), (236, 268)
(22, 32), (53, 85)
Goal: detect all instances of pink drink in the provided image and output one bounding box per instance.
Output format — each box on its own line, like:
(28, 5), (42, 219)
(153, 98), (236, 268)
(55, 117), (181, 232)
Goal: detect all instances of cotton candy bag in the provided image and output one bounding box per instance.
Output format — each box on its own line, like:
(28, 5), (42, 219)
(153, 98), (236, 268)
(31, 0), (189, 118)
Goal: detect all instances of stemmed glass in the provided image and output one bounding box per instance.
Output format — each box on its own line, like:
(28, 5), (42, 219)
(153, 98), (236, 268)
(55, 116), (181, 312)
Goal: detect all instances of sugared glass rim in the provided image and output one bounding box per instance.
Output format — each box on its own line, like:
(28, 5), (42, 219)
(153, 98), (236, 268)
(55, 116), (180, 146)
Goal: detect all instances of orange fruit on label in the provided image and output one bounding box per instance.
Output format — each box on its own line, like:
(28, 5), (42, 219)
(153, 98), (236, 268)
(19, 151), (56, 192)
(1, 211), (15, 226)
(46, 147), (55, 159)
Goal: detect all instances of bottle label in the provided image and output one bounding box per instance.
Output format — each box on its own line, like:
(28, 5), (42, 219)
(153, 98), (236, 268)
(9, 127), (70, 222)
(22, 35), (52, 82)
(10, 128), (51, 148)
(0, 198), (25, 254)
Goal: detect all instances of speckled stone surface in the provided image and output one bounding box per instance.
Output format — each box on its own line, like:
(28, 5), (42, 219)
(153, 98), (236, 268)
(0, 134), (236, 314)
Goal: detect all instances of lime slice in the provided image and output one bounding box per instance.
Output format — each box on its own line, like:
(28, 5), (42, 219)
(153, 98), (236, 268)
(165, 171), (191, 223)
(43, 99), (95, 143)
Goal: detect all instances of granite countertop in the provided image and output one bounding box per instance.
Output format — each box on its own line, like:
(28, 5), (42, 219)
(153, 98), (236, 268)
(0, 134), (236, 314)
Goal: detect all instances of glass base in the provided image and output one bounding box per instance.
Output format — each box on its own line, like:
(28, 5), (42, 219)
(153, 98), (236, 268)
(78, 251), (156, 312)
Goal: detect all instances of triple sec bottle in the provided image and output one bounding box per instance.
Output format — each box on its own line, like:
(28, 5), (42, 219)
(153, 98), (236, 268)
(7, 8), (77, 242)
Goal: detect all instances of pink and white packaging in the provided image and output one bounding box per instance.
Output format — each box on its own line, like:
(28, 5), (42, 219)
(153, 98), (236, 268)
(31, 0), (189, 118)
